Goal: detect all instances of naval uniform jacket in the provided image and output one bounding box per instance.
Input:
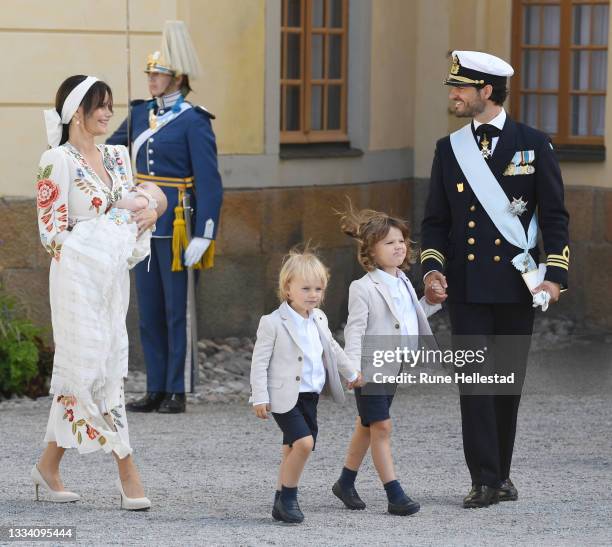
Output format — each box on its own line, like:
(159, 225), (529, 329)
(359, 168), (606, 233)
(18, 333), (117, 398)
(421, 116), (570, 304)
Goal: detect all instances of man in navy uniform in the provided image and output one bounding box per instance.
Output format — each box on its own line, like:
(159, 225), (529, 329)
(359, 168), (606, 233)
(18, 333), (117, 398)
(108, 21), (223, 414)
(421, 51), (569, 507)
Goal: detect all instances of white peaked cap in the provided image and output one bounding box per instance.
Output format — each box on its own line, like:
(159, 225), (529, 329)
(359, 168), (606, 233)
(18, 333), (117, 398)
(161, 20), (202, 79)
(452, 51), (514, 77)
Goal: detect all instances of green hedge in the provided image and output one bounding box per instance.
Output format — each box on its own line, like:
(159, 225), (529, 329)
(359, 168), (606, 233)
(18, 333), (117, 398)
(0, 287), (53, 399)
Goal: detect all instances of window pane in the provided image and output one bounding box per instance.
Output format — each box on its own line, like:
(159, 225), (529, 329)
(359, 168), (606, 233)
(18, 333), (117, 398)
(572, 51), (590, 90)
(540, 95), (558, 134)
(592, 5), (609, 46)
(327, 85), (342, 129)
(312, 0), (324, 27)
(286, 85), (301, 130)
(311, 85), (323, 130)
(523, 50), (539, 88)
(521, 94), (538, 127)
(591, 50), (608, 90)
(523, 5), (541, 45)
(591, 96), (606, 136)
(571, 95), (589, 136)
(542, 6), (560, 46)
(541, 50), (559, 89)
(328, 34), (343, 78)
(573, 5), (591, 45)
(328, 0), (344, 28)
(311, 33), (324, 79)
(286, 0), (301, 27)
(287, 33), (301, 79)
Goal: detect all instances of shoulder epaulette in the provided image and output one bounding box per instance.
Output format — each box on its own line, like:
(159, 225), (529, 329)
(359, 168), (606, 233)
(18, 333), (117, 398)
(195, 105), (216, 119)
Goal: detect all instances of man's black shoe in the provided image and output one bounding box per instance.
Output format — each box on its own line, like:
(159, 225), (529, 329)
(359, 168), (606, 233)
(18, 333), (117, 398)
(125, 392), (165, 413)
(463, 485), (499, 508)
(497, 478), (518, 501)
(388, 495), (420, 516)
(275, 496), (304, 523)
(332, 481), (366, 510)
(157, 393), (186, 414)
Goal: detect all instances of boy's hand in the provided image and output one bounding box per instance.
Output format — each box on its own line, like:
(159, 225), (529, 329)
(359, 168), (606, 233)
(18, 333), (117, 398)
(253, 403), (271, 419)
(347, 372), (364, 390)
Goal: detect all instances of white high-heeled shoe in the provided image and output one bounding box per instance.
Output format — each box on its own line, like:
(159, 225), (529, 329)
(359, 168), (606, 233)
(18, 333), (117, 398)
(31, 465), (80, 503)
(116, 479), (151, 511)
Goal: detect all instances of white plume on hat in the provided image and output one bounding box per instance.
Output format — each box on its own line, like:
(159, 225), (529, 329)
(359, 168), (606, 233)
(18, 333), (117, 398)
(161, 20), (202, 79)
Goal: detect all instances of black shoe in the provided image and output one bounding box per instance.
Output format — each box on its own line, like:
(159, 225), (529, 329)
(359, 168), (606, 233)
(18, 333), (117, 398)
(332, 481), (366, 510)
(157, 393), (186, 414)
(463, 485), (499, 508)
(272, 492), (281, 521)
(125, 392), (166, 413)
(497, 478), (518, 502)
(388, 495), (420, 516)
(275, 496), (304, 523)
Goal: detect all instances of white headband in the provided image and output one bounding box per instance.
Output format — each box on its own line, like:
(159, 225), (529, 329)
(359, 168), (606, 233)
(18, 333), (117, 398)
(43, 76), (99, 147)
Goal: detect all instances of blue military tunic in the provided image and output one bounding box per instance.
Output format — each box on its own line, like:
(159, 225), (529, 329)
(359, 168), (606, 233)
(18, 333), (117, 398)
(107, 96), (223, 394)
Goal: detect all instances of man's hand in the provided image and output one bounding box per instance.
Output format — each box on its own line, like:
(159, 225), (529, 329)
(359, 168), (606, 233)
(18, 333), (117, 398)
(253, 403), (271, 419)
(532, 280), (561, 304)
(424, 271), (448, 304)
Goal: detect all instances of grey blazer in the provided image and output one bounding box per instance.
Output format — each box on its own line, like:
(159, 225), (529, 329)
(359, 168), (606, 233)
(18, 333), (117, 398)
(344, 270), (441, 371)
(249, 301), (358, 414)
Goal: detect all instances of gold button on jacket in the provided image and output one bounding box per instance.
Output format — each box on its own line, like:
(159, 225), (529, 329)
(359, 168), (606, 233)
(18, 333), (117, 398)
(493, 255), (501, 262)
(495, 238), (501, 246)
(468, 237), (475, 245)
(467, 253), (475, 261)
(468, 220), (476, 228)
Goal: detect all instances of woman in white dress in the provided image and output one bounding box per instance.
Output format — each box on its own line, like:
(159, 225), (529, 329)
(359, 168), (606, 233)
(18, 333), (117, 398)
(32, 75), (163, 510)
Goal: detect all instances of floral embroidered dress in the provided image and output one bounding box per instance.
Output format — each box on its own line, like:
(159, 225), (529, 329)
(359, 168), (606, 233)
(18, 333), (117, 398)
(36, 143), (145, 459)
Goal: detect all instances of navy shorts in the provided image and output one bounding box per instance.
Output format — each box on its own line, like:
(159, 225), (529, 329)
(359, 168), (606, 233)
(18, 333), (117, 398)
(272, 392), (319, 450)
(354, 386), (395, 427)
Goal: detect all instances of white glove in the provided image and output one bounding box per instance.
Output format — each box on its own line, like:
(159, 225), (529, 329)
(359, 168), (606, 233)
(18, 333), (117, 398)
(532, 290), (551, 312)
(184, 237), (211, 267)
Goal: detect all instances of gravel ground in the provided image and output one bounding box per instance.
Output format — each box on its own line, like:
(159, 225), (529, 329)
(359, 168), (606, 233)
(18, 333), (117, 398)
(1, 333), (611, 546)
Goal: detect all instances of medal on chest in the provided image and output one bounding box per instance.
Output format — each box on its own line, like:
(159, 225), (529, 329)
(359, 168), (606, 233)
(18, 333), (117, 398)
(480, 135), (492, 159)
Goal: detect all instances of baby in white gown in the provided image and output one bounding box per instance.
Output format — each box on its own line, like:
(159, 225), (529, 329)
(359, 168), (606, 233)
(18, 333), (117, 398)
(108, 181), (165, 268)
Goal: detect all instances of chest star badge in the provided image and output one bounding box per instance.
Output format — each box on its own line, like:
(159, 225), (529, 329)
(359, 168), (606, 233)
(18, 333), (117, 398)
(508, 196), (528, 216)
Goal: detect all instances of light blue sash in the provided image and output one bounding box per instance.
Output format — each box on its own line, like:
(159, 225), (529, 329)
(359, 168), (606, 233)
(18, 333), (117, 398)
(131, 102), (192, 170)
(450, 123), (537, 273)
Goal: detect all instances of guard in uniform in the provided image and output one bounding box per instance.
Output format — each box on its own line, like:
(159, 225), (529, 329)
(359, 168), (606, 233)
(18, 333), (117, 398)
(421, 51), (569, 507)
(107, 21), (223, 414)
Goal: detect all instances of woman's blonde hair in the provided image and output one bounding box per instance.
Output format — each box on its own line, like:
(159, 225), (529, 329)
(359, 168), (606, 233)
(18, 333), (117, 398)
(277, 244), (330, 304)
(337, 199), (416, 272)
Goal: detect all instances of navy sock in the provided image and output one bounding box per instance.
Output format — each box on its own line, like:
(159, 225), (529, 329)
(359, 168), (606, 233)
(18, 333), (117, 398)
(280, 485), (298, 503)
(274, 490), (280, 502)
(384, 480), (408, 504)
(338, 466), (358, 489)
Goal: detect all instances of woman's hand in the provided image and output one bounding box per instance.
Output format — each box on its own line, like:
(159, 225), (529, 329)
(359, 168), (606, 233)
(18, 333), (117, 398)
(253, 403), (271, 419)
(131, 208), (157, 237)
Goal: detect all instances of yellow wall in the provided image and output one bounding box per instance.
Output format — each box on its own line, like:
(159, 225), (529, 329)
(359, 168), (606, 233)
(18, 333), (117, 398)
(180, 0), (265, 155)
(369, 0), (416, 151)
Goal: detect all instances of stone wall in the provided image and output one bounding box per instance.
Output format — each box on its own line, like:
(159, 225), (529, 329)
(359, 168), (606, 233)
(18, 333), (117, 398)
(1, 181), (609, 371)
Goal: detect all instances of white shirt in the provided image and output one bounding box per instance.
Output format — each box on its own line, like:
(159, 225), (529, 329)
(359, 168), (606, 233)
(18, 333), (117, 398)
(473, 107), (506, 154)
(286, 304), (326, 394)
(376, 269), (419, 336)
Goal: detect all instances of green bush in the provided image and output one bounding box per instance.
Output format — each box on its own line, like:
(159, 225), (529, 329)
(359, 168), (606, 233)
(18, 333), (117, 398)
(0, 288), (49, 398)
